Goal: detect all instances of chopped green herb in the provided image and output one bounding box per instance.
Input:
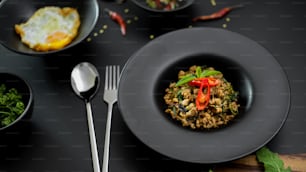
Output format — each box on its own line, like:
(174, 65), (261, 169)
(256, 147), (291, 172)
(0, 84), (25, 127)
(176, 91), (184, 101)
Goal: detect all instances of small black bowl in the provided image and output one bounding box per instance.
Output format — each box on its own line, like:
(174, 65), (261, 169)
(131, 0), (194, 13)
(0, 73), (33, 131)
(0, 0), (99, 55)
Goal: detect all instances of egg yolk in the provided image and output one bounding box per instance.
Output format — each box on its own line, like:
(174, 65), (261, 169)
(36, 31), (72, 51)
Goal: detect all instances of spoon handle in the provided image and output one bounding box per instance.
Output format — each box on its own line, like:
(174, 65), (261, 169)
(86, 101), (101, 172)
(102, 103), (113, 172)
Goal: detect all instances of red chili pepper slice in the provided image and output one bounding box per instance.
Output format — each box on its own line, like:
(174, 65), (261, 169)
(104, 8), (126, 36)
(189, 78), (219, 87)
(192, 4), (243, 22)
(196, 79), (211, 111)
(155, 0), (162, 9)
(189, 77), (219, 110)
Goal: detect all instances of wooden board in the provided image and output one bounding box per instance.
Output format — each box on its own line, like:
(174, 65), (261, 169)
(214, 154), (306, 172)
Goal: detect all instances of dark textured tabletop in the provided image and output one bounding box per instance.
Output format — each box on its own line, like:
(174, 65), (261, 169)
(1, 0), (306, 171)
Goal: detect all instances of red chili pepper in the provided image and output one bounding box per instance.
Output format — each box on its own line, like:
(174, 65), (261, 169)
(192, 4), (243, 22)
(196, 79), (211, 111)
(104, 8), (126, 36)
(164, 1), (176, 11)
(164, 4), (172, 11)
(189, 78), (219, 110)
(189, 78), (219, 87)
(155, 0), (162, 9)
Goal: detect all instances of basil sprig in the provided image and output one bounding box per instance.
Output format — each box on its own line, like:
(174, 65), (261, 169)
(200, 69), (221, 78)
(175, 74), (196, 86)
(175, 66), (221, 86)
(256, 147), (291, 172)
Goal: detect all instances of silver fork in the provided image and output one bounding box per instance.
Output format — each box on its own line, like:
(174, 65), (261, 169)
(102, 65), (120, 172)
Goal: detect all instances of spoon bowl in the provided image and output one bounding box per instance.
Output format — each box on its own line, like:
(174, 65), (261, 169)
(71, 62), (101, 172)
(71, 62), (100, 101)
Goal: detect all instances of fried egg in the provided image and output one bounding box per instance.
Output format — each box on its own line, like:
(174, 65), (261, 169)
(15, 6), (80, 52)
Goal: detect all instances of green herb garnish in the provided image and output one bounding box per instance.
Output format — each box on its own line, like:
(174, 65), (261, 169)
(256, 146), (292, 172)
(176, 90), (184, 101)
(196, 66), (202, 78)
(175, 74), (196, 86)
(0, 84), (25, 127)
(175, 67), (221, 87)
(200, 69), (221, 78)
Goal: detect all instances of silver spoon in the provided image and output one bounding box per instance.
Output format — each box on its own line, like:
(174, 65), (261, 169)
(71, 62), (101, 172)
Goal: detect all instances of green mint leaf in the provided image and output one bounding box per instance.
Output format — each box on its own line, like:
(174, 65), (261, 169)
(256, 147), (292, 172)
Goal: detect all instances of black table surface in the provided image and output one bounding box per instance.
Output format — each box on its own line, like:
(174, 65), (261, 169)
(1, 0), (306, 171)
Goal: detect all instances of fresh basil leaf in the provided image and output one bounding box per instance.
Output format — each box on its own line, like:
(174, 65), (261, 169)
(200, 70), (221, 78)
(176, 90), (183, 101)
(196, 66), (202, 78)
(175, 74), (196, 86)
(256, 147), (291, 172)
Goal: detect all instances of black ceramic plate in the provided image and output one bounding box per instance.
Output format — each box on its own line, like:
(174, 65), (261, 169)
(0, 0), (99, 55)
(131, 0), (194, 12)
(118, 27), (290, 164)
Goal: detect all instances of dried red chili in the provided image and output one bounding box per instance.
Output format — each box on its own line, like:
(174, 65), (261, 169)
(104, 8), (126, 36)
(192, 4), (243, 22)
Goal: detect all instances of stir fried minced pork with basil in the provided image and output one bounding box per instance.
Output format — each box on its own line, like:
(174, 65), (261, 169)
(164, 65), (240, 129)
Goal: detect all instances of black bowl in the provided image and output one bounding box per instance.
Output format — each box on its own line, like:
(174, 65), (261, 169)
(131, 0), (194, 13)
(0, 73), (33, 131)
(154, 54), (253, 124)
(0, 0), (99, 55)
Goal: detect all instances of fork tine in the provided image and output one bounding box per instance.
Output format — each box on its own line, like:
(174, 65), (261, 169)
(105, 65), (120, 90)
(105, 66), (109, 90)
(112, 65), (116, 90)
(109, 66), (113, 90)
(116, 65), (120, 88)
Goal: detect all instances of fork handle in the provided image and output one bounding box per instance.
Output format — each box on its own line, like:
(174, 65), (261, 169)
(102, 103), (113, 172)
(86, 101), (101, 172)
